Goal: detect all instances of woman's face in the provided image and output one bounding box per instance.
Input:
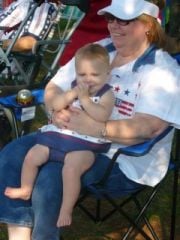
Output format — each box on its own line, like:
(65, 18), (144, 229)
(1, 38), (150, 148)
(107, 15), (149, 52)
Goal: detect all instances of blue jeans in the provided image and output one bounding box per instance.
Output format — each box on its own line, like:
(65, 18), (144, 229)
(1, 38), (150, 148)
(0, 133), (144, 240)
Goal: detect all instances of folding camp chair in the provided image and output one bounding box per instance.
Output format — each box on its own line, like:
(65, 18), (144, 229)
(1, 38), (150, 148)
(0, 0), (90, 143)
(0, 0), (91, 89)
(76, 54), (180, 240)
(0, 1), (57, 91)
(76, 127), (179, 240)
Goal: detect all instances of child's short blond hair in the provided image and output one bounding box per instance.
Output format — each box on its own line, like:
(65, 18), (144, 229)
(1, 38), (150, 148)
(75, 43), (110, 70)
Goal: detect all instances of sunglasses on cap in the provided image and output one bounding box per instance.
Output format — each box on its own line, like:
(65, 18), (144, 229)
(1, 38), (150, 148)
(104, 13), (137, 26)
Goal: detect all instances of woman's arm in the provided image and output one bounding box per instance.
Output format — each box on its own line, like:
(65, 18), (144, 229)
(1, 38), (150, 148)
(61, 108), (169, 145)
(104, 113), (169, 144)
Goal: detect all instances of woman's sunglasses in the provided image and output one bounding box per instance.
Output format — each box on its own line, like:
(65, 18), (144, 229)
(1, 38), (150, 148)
(104, 13), (137, 26)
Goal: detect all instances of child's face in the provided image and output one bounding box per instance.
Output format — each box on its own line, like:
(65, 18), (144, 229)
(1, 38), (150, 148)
(76, 59), (109, 95)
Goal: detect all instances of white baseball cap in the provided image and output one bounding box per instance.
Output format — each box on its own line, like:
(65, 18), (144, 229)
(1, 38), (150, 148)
(98, 0), (159, 20)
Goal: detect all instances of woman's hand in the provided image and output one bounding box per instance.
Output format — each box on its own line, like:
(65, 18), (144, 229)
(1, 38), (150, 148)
(62, 106), (103, 137)
(51, 106), (104, 137)
(51, 108), (72, 129)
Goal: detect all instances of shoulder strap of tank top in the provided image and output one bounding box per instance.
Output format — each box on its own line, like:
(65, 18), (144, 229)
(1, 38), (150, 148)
(95, 84), (112, 97)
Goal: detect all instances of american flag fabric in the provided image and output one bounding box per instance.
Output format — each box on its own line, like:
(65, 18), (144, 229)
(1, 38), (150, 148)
(115, 98), (134, 116)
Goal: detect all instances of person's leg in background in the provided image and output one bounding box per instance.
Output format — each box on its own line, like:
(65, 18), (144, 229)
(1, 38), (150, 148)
(8, 225), (31, 240)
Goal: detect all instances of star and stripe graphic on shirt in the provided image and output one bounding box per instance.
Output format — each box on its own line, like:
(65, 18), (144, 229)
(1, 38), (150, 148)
(113, 84), (134, 116)
(115, 98), (134, 116)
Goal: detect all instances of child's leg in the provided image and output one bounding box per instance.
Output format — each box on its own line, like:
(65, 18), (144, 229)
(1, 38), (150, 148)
(4, 144), (49, 200)
(57, 151), (95, 227)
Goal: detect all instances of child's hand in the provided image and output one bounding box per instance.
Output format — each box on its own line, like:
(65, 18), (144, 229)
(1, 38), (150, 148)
(76, 82), (90, 101)
(71, 87), (78, 99)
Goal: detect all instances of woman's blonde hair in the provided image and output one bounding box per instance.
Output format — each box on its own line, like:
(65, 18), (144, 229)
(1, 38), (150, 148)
(138, 14), (180, 53)
(138, 14), (166, 49)
(75, 43), (110, 70)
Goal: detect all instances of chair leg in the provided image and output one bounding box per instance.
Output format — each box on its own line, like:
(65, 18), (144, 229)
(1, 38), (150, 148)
(121, 185), (161, 240)
(3, 107), (20, 138)
(169, 168), (179, 240)
(111, 184), (161, 240)
(95, 199), (101, 222)
(104, 194), (152, 240)
(133, 197), (159, 240)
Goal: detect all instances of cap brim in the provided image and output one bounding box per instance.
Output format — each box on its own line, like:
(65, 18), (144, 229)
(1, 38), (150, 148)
(98, 6), (141, 20)
(98, 1), (159, 20)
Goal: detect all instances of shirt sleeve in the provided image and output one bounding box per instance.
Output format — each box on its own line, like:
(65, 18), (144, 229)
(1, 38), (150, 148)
(134, 60), (180, 128)
(51, 56), (76, 91)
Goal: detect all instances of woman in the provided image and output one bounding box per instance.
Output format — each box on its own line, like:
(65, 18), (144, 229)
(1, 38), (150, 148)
(0, 0), (180, 239)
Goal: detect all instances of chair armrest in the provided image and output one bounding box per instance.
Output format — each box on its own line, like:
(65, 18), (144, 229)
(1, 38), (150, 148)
(171, 53), (180, 65)
(32, 39), (70, 55)
(0, 89), (44, 108)
(115, 126), (173, 158)
(98, 126), (173, 186)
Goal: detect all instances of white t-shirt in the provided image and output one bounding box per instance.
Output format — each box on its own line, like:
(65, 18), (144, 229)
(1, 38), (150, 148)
(51, 37), (180, 187)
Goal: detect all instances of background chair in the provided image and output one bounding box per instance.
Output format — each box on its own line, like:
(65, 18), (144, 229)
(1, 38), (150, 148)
(0, 0), (90, 145)
(0, 0), (91, 91)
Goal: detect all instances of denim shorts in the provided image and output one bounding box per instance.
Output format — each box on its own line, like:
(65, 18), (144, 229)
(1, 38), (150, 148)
(0, 133), (144, 240)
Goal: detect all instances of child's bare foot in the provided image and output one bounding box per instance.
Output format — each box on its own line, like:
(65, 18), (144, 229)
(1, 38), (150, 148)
(56, 208), (72, 227)
(4, 187), (31, 200)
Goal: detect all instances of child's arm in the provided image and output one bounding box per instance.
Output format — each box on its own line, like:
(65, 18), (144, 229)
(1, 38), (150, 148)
(78, 87), (115, 122)
(44, 82), (78, 112)
(51, 88), (78, 112)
